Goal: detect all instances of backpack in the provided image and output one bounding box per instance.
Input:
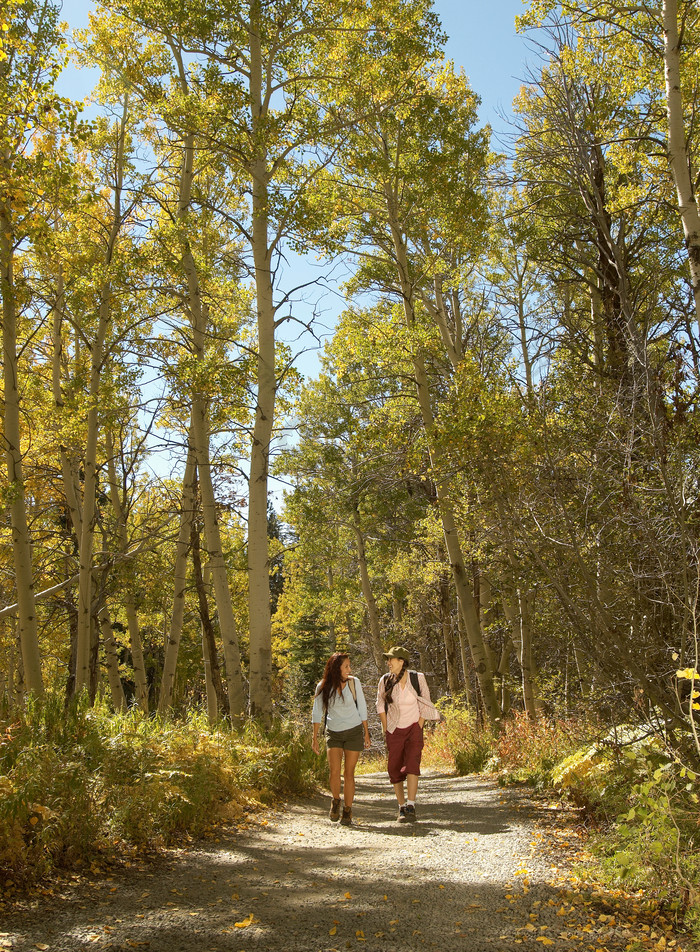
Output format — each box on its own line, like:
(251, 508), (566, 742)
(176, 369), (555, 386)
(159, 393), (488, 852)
(382, 670), (422, 701)
(323, 676), (358, 730)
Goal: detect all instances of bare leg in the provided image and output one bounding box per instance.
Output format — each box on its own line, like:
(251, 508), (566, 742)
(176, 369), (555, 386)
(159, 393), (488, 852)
(393, 781), (405, 805)
(343, 750), (360, 806)
(327, 747), (343, 800)
(406, 774), (418, 801)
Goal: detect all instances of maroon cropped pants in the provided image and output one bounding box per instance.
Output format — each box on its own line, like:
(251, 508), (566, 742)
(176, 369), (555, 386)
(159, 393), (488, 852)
(386, 720), (423, 784)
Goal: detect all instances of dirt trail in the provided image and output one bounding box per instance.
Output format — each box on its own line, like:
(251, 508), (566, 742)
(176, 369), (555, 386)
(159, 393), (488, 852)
(1, 772), (689, 951)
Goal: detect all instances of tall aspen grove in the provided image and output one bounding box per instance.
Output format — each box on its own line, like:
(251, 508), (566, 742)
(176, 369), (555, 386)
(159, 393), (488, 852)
(2, 0), (700, 819)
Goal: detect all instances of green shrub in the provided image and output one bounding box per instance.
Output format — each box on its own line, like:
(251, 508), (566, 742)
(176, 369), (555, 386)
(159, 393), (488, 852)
(0, 694), (324, 885)
(495, 711), (596, 787)
(424, 697), (496, 774)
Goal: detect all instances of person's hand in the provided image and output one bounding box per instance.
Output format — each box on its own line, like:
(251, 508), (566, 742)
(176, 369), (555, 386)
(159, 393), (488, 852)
(364, 733), (371, 750)
(312, 737), (320, 755)
(418, 717), (425, 729)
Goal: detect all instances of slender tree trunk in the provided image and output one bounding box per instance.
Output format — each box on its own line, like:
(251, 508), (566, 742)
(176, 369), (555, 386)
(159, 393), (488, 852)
(100, 607), (127, 712)
(351, 504), (385, 670)
(439, 572), (460, 695)
(51, 265), (84, 541)
(201, 618), (218, 726)
(191, 495), (229, 716)
(167, 44), (247, 718)
(663, 0), (700, 334)
(0, 197), (42, 696)
(247, 15), (276, 722)
(75, 103), (129, 694)
(158, 430), (196, 713)
(191, 397), (246, 718)
(385, 195), (500, 727)
(105, 431), (149, 711)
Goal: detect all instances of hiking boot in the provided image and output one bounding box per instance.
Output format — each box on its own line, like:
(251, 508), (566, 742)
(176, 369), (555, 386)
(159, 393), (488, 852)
(340, 805), (352, 826)
(329, 798), (341, 822)
(397, 805), (407, 823)
(405, 804), (416, 822)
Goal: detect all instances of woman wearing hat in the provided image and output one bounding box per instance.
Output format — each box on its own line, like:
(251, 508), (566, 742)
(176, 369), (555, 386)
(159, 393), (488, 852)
(376, 646), (441, 822)
(312, 652), (371, 825)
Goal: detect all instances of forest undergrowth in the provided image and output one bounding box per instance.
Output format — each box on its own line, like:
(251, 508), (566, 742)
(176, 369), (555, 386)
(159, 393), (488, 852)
(0, 694), (325, 895)
(425, 703), (700, 945)
(1, 695), (699, 945)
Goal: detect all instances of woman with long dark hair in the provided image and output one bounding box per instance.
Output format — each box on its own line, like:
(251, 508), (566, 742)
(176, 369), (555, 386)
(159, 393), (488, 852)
(376, 646), (440, 823)
(312, 652), (371, 825)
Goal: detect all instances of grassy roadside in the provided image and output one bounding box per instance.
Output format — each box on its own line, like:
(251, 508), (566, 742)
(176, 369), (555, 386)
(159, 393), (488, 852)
(0, 693), (325, 898)
(422, 702), (700, 946)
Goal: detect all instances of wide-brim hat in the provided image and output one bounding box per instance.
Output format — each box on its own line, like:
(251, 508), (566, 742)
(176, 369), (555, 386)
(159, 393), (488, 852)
(383, 645), (410, 661)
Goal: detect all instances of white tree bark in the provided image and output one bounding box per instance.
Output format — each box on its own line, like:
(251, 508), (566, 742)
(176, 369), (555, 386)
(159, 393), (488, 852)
(158, 432), (197, 713)
(169, 44), (246, 719)
(75, 102), (129, 693)
(0, 191), (43, 696)
(191, 396), (246, 718)
(105, 431), (149, 711)
(247, 12), (276, 722)
(351, 504), (385, 670)
(663, 0), (700, 335)
(100, 607), (127, 713)
(385, 194), (501, 727)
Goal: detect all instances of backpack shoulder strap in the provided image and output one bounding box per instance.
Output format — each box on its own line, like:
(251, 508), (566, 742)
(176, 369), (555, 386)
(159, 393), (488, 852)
(348, 676), (358, 707)
(409, 670), (422, 696)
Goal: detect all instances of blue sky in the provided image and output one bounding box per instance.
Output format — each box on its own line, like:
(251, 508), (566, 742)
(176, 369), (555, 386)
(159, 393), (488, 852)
(56, 0), (533, 393)
(59, 0), (532, 130)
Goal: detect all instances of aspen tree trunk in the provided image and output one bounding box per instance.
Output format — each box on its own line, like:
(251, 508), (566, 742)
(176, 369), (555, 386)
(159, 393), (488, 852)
(503, 591), (538, 720)
(168, 46), (246, 718)
(439, 573), (461, 695)
(191, 397), (246, 718)
(351, 504), (385, 669)
(52, 265), (84, 541)
(202, 620), (218, 726)
(158, 431), (196, 713)
(191, 499), (229, 716)
(75, 103), (129, 694)
(247, 10), (276, 722)
(385, 196), (500, 727)
(105, 432), (149, 711)
(392, 586), (404, 626)
(456, 610), (472, 706)
(100, 608), (127, 712)
(663, 0), (700, 334)
(0, 195), (43, 696)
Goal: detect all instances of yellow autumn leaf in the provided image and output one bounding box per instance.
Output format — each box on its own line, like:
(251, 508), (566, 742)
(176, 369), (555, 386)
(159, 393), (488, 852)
(234, 914), (257, 928)
(329, 926), (337, 936)
(536, 939), (554, 946)
(676, 667), (699, 680)
(344, 892), (351, 899)
(356, 930), (365, 940)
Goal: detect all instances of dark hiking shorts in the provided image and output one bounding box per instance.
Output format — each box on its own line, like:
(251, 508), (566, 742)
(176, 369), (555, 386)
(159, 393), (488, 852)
(326, 724), (364, 751)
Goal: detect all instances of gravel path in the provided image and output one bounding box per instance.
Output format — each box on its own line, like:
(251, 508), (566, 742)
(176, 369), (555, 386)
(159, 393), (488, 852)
(0, 771), (689, 951)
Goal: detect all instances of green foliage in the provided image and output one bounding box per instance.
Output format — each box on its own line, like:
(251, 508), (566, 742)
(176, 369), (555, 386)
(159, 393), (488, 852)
(0, 694), (324, 886)
(424, 697), (496, 775)
(494, 712), (596, 788)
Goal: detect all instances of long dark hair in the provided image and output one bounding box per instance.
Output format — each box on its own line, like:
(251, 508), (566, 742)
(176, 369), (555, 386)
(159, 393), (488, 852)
(384, 660), (408, 706)
(316, 652), (350, 712)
